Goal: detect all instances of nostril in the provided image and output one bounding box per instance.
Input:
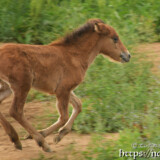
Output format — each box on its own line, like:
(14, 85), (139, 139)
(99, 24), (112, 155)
(120, 53), (130, 62)
(120, 54), (123, 58)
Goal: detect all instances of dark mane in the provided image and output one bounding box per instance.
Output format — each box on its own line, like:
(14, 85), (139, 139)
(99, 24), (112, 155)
(63, 19), (105, 44)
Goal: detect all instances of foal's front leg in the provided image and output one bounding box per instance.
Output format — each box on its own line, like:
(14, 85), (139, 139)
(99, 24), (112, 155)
(25, 91), (81, 144)
(54, 92), (82, 144)
(30, 91), (70, 138)
(25, 91), (70, 139)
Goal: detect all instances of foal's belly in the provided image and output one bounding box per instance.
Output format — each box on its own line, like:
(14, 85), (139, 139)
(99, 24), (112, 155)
(32, 76), (59, 95)
(32, 82), (55, 95)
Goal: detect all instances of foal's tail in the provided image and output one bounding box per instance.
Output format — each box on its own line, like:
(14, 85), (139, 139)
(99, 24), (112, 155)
(0, 111), (22, 149)
(0, 79), (12, 103)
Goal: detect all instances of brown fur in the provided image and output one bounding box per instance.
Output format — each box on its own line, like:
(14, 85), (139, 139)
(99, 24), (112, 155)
(0, 19), (130, 152)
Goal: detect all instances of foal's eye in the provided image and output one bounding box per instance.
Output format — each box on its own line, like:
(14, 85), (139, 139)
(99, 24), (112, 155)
(113, 37), (118, 43)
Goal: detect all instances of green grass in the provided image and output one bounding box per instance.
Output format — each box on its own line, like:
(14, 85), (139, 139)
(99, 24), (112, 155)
(82, 123), (160, 160)
(26, 89), (54, 102)
(32, 154), (58, 160)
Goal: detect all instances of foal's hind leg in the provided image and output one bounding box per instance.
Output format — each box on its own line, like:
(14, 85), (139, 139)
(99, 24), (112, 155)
(54, 92), (82, 144)
(9, 82), (51, 152)
(0, 112), (22, 149)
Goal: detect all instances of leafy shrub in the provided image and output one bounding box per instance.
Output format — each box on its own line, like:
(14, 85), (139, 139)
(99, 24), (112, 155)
(154, 16), (160, 41)
(0, 0), (159, 44)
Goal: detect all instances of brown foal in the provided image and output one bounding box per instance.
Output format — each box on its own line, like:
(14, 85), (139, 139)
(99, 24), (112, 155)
(0, 19), (130, 152)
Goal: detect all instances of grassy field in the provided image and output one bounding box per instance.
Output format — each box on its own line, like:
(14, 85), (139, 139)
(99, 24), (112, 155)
(1, 0), (160, 159)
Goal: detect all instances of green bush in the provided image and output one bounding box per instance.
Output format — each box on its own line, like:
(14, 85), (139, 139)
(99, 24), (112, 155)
(154, 16), (160, 41)
(0, 0), (159, 44)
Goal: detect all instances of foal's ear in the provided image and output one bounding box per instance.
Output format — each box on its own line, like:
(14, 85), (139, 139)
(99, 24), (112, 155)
(94, 23), (110, 35)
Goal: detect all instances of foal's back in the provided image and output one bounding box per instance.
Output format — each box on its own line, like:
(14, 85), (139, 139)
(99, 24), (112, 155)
(0, 43), (65, 94)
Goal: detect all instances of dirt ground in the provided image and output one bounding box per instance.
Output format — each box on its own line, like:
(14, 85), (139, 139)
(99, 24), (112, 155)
(133, 43), (160, 73)
(0, 43), (160, 160)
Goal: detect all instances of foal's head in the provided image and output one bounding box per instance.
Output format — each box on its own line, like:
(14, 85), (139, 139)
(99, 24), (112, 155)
(93, 20), (131, 63)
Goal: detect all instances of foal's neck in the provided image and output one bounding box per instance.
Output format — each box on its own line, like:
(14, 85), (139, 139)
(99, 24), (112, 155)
(70, 33), (100, 67)
(50, 33), (101, 70)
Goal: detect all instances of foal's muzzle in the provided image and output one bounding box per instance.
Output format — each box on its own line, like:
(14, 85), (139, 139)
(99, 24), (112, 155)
(120, 52), (131, 63)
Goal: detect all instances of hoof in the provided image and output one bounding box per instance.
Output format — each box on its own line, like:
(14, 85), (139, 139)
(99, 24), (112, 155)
(24, 131), (45, 140)
(14, 141), (22, 150)
(54, 128), (69, 144)
(42, 143), (53, 152)
(54, 135), (61, 144)
(24, 134), (32, 140)
(59, 128), (69, 136)
(43, 147), (53, 153)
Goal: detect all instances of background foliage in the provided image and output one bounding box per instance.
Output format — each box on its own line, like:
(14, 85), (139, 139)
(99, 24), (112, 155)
(1, 0), (160, 159)
(0, 0), (160, 44)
